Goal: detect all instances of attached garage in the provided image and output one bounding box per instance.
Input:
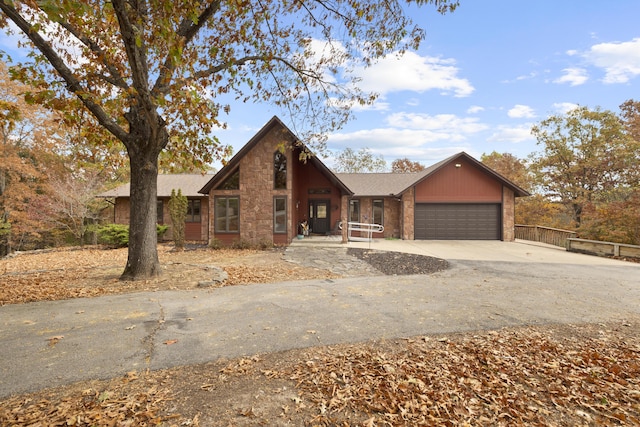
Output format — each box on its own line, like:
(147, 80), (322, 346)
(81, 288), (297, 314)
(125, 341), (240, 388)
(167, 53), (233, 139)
(415, 203), (502, 240)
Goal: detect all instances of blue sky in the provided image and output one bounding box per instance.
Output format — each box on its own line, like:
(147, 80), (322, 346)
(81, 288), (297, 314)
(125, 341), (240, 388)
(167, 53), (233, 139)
(217, 0), (640, 169)
(2, 1), (639, 171)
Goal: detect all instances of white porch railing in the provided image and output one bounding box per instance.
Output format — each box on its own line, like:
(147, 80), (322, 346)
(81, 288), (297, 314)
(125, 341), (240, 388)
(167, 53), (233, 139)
(347, 221), (384, 242)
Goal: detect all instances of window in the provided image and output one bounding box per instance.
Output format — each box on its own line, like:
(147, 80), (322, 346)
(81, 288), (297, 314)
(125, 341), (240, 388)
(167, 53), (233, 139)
(373, 199), (384, 225)
(274, 151), (287, 189)
(187, 199), (201, 223)
(349, 199), (360, 222)
(215, 197), (239, 232)
(157, 200), (164, 223)
(274, 197), (286, 233)
(220, 169), (239, 190)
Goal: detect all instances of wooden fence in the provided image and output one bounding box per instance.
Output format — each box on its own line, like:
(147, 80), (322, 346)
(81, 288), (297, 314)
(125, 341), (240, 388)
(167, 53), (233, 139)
(566, 238), (640, 259)
(514, 225), (577, 248)
(516, 225), (640, 260)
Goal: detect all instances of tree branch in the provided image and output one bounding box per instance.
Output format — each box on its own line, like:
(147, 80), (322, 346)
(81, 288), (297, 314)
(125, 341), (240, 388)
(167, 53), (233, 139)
(152, 1), (221, 98)
(0, 1), (129, 144)
(110, 0), (152, 105)
(54, 20), (129, 91)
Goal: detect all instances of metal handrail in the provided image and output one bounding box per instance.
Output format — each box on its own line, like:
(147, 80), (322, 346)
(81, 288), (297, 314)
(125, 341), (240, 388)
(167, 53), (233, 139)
(347, 221), (384, 242)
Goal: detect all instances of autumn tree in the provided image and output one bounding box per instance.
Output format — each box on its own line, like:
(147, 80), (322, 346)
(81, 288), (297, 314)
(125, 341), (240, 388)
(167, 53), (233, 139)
(333, 147), (387, 173)
(0, 0), (458, 279)
(0, 61), (63, 254)
(480, 152), (534, 192)
(45, 169), (108, 245)
(391, 158), (425, 173)
(578, 99), (640, 244)
(530, 106), (640, 228)
(479, 151), (557, 226)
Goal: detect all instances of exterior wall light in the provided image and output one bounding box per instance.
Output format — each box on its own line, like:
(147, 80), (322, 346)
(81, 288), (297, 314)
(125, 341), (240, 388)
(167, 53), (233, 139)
(455, 163), (462, 168)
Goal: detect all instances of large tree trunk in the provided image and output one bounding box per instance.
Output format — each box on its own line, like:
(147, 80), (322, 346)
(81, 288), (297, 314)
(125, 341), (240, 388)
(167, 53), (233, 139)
(120, 149), (161, 280)
(119, 105), (167, 281)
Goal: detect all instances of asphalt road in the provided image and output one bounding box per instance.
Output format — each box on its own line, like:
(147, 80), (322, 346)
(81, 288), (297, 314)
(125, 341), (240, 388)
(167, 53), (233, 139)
(1, 241), (639, 398)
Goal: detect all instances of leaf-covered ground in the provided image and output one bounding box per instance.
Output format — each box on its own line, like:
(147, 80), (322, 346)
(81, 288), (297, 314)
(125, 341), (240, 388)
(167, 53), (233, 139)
(0, 245), (339, 305)
(2, 322), (638, 426)
(1, 246), (639, 426)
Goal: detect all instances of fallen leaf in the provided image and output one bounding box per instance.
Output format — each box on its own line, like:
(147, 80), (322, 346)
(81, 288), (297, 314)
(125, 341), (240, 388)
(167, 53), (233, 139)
(47, 335), (64, 346)
(164, 339), (178, 345)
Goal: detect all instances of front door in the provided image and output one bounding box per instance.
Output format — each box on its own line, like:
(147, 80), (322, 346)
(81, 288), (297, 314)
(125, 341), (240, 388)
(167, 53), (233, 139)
(309, 200), (330, 234)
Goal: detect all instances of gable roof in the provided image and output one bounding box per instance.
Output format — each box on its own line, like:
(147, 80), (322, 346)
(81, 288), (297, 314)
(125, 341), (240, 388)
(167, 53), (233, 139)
(338, 152), (530, 198)
(199, 116), (352, 195)
(99, 174), (213, 198)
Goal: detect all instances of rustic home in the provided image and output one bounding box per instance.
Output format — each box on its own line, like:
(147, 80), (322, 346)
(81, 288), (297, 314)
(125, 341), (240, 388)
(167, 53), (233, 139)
(102, 116), (529, 245)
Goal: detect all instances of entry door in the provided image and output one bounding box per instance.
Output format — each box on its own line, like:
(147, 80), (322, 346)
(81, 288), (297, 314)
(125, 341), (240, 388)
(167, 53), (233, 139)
(309, 200), (330, 234)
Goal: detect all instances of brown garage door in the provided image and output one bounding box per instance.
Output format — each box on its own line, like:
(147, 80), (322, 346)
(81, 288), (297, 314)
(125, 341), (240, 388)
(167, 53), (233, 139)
(415, 203), (501, 240)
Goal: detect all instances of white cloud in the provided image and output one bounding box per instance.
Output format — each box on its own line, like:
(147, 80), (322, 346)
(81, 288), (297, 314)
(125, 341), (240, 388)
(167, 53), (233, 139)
(406, 98), (420, 107)
(467, 105), (484, 114)
(515, 71), (538, 81)
(584, 37), (640, 83)
(552, 102), (579, 114)
(354, 51), (474, 97)
(326, 112), (487, 164)
(487, 124), (534, 144)
(553, 68), (589, 86)
(508, 104), (536, 119)
(386, 112), (487, 134)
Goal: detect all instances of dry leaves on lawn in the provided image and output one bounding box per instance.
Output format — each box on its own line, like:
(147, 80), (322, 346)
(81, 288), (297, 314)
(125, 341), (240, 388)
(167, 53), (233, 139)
(0, 373), (172, 426)
(0, 245), (337, 305)
(285, 323), (640, 426)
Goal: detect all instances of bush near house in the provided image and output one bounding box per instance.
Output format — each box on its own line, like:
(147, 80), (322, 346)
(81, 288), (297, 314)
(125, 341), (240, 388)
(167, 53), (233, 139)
(97, 224), (168, 248)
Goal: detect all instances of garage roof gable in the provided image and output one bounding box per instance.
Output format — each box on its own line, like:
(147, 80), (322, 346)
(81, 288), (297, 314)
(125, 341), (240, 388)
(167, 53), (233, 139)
(337, 152), (529, 198)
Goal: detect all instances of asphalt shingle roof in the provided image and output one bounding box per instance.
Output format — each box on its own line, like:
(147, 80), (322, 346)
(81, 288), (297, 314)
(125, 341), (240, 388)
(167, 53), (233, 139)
(99, 174), (213, 198)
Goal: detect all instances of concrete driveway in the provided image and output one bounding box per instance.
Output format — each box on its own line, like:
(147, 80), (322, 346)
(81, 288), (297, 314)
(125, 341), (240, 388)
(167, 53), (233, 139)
(345, 238), (632, 265)
(1, 239), (639, 398)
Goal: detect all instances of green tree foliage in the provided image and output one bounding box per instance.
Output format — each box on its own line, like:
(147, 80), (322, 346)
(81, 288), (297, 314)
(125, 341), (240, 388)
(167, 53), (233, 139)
(391, 158), (425, 173)
(168, 188), (188, 250)
(0, 0), (458, 279)
(333, 147), (387, 173)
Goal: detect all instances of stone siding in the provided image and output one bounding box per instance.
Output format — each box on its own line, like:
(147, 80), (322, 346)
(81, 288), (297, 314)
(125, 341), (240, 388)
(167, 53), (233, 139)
(210, 126), (293, 246)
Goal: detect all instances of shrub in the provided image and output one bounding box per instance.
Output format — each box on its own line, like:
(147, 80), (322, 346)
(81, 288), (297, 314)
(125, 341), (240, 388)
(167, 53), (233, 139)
(208, 238), (223, 250)
(257, 238), (274, 250)
(157, 225), (169, 240)
(97, 224), (129, 247)
(230, 238), (253, 250)
(97, 224), (170, 248)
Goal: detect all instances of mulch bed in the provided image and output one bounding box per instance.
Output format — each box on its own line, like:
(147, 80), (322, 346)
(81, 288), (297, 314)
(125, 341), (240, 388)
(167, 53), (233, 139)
(347, 248), (449, 275)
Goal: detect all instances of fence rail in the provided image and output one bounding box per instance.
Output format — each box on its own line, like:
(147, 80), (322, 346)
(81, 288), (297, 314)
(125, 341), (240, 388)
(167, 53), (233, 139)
(566, 238), (640, 259)
(347, 222), (384, 242)
(515, 225), (577, 248)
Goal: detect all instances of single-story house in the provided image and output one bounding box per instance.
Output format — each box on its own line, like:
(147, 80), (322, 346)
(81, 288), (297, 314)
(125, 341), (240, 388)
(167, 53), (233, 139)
(100, 174), (212, 242)
(102, 116), (529, 245)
